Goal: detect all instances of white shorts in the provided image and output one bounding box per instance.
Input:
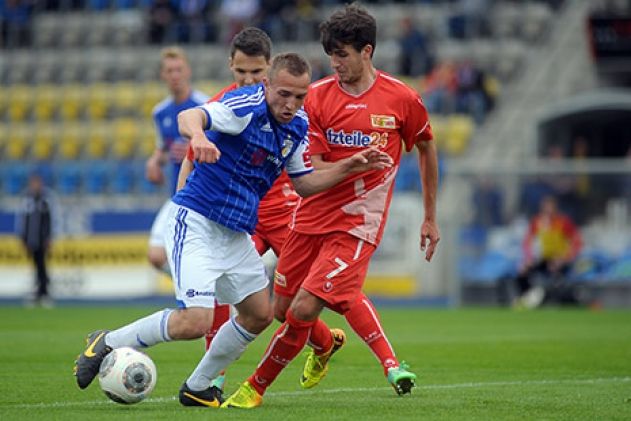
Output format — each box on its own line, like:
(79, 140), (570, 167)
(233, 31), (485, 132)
(164, 203), (269, 308)
(149, 199), (175, 248)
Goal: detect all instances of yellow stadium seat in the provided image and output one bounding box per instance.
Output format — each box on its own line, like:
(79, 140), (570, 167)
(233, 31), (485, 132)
(7, 85), (32, 122)
(6, 126), (31, 160)
(33, 85), (58, 121)
(60, 84), (86, 121)
(58, 124), (83, 160)
(0, 124), (7, 156)
(138, 127), (156, 158)
(85, 125), (109, 159)
(113, 83), (142, 117)
(484, 75), (501, 100)
(429, 116), (447, 153)
(32, 125), (57, 160)
(140, 82), (167, 118)
(446, 115), (474, 156)
(86, 83), (112, 120)
(111, 118), (138, 159)
(0, 88), (7, 118)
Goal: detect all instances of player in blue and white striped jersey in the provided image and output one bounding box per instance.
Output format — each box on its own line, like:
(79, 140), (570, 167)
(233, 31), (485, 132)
(73, 53), (392, 406)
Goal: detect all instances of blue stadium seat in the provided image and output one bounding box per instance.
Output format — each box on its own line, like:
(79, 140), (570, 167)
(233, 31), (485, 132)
(602, 249), (631, 283)
(460, 251), (517, 284)
(56, 161), (82, 195)
(111, 160), (136, 194)
(3, 163), (30, 195)
(87, 0), (112, 10)
(83, 160), (110, 195)
(569, 249), (611, 283)
(394, 154), (421, 192)
(33, 162), (55, 188)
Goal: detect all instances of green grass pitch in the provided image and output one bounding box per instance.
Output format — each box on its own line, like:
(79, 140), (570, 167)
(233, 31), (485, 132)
(0, 305), (630, 420)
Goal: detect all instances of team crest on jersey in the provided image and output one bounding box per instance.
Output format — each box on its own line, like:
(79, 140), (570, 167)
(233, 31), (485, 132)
(281, 134), (293, 158)
(370, 114), (396, 129)
(274, 271), (287, 287)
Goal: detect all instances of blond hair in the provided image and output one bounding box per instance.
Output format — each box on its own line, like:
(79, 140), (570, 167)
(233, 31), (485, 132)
(160, 46), (189, 68)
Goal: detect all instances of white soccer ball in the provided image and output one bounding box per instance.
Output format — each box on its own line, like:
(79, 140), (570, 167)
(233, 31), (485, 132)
(98, 347), (157, 404)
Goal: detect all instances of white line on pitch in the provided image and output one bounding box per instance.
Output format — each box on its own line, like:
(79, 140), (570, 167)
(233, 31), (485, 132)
(4, 376), (629, 410)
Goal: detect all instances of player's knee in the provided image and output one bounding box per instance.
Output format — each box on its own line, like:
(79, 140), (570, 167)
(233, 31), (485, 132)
(273, 300), (290, 323)
(168, 308), (212, 339)
(238, 310), (273, 334)
(274, 306), (286, 323)
(289, 292), (322, 321)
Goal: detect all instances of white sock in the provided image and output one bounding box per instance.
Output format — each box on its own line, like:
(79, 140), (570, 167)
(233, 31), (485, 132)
(105, 309), (173, 349)
(186, 317), (256, 391)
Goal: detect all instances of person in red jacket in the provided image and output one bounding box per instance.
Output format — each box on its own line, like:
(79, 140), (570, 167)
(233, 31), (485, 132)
(515, 195), (582, 308)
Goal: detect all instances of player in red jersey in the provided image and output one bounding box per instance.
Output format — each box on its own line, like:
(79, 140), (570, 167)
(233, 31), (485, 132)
(223, 4), (440, 408)
(177, 27), (274, 393)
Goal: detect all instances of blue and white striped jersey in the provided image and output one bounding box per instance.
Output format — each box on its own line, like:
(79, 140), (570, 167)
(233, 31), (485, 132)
(172, 83), (313, 233)
(152, 90), (209, 194)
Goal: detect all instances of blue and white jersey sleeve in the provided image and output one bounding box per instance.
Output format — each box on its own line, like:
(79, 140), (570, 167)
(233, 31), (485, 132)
(197, 102), (253, 136)
(286, 135), (314, 177)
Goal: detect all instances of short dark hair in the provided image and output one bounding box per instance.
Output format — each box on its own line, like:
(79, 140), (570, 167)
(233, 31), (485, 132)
(269, 53), (312, 81)
(230, 27), (272, 61)
(320, 3), (376, 57)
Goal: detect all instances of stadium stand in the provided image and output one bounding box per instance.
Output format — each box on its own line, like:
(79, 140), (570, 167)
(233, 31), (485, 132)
(11, 1), (631, 308)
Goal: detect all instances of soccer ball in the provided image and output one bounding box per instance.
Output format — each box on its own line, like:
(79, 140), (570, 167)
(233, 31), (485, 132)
(98, 347), (157, 404)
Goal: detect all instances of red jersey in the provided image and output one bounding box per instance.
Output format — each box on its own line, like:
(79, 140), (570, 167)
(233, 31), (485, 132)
(186, 82), (298, 235)
(523, 213), (582, 262)
(292, 71), (433, 245)
(210, 82), (238, 102)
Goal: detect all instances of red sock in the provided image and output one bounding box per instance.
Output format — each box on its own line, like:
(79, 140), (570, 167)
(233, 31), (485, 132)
(205, 301), (231, 351)
(248, 309), (314, 396)
(307, 318), (333, 356)
(345, 293), (399, 375)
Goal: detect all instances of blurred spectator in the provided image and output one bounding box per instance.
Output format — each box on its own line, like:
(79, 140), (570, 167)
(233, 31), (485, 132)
(219, 0), (260, 44)
(421, 61), (458, 115)
(1, 0), (34, 48)
(448, 0), (491, 39)
(543, 144), (583, 223)
(147, 0), (177, 44)
(455, 60), (491, 124)
(175, 0), (215, 43)
(512, 195), (582, 308)
(258, 0), (285, 41)
(569, 136), (592, 223)
(398, 17), (434, 77)
(293, 0), (319, 42)
(17, 173), (55, 308)
(472, 176), (504, 227)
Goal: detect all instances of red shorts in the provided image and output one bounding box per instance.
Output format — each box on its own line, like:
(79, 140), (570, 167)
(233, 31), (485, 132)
(252, 219), (290, 257)
(274, 230), (376, 314)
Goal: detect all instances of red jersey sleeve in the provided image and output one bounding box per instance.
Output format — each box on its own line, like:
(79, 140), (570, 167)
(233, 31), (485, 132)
(304, 91), (330, 156)
(401, 91), (433, 152)
(208, 82), (238, 103)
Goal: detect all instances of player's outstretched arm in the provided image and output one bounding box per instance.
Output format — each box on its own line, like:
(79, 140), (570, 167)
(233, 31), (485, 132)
(417, 140), (440, 261)
(291, 148), (392, 198)
(177, 108), (221, 163)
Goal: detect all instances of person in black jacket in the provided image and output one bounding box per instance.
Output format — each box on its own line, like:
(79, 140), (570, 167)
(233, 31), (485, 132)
(18, 173), (53, 307)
